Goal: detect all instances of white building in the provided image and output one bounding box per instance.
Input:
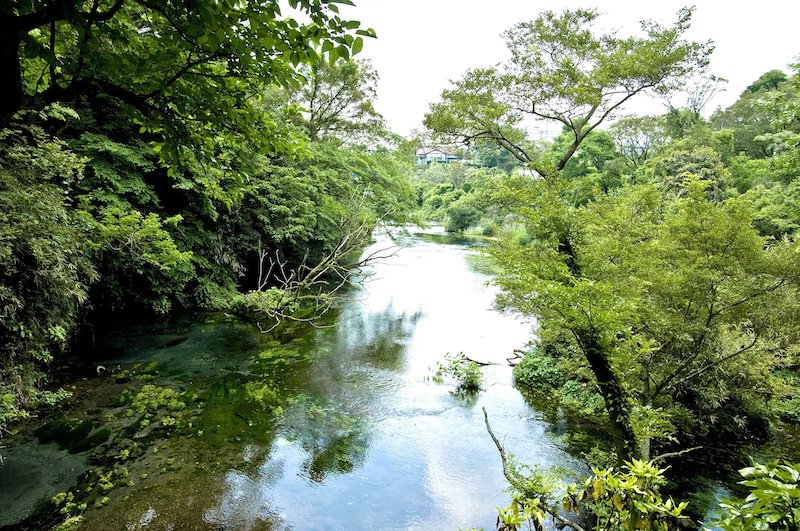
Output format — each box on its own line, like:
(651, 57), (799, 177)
(415, 146), (462, 165)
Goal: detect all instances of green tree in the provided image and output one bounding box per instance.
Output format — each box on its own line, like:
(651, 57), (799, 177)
(284, 59), (386, 142)
(2, 0), (371, 122)
(492, 178), (800, 462)
(710, 69), (791, 158)
(0, 113), (95, 431)
(425, 7), (710, 178)
(425, 7), (711, 463)
(610, 115), (668, 169)
(742, 69), (788, 95)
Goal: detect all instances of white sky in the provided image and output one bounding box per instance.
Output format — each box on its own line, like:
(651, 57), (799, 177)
(339, 0), (800, 137)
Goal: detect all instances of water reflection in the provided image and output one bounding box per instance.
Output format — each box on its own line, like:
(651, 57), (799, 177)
(2, 227), (584, 530)
(208, 227), (585, 530)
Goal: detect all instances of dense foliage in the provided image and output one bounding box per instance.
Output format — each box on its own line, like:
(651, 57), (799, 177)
(0, 1), (414, 436)
(5, 1), (800, 529)
(423, 6), (800, 529)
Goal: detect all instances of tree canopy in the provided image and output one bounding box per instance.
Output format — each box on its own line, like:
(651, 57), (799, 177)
(424, 7), (710, 177)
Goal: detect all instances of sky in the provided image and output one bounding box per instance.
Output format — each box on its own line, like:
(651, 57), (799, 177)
(338, 0), (800, 137)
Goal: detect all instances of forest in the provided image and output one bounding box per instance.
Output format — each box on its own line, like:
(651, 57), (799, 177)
(2, 1), (800, 530)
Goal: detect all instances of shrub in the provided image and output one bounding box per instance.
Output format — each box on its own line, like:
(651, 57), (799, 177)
(435, 352), (483, 393)
(513, 348), (565, 390)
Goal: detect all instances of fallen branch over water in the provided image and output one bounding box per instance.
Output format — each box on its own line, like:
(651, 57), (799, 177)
(462, 348), (525, 367)
(482, 407), (586, 531)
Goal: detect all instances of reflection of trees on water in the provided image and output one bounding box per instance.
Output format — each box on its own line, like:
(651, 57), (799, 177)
(275, 306), (420, 481)
(282, 397), (370, 482)
(327, 305), (421, 371)
(207, 296), (429, 524)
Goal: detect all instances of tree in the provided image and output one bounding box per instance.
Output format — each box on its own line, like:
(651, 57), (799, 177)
(425, 7), (710, 178)
(0, 0), (406, 438)
(492, 177), (800, 463)
(2, 0), (374, 169)
(425, 7), (711, 464)
(284, 59), (386, 143)
(742, 69), (788, 96)
(610, 115), (668, 169)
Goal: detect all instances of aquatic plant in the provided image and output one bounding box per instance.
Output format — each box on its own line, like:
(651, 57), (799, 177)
(435, 352), (483, 393)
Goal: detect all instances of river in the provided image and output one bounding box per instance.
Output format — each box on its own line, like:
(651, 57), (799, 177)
(1, 226), (586, 530)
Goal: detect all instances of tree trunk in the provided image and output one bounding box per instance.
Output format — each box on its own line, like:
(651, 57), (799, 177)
(0, 19), (22, 127)
(577, 328), (642, 465)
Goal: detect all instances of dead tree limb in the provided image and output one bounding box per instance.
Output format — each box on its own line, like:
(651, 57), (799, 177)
(483, 407), (586, 531)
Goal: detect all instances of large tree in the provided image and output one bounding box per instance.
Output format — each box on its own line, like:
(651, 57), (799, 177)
(425, 7), (710, 178)
(1, 0), (373, 165)
(425, 7), (713, 463)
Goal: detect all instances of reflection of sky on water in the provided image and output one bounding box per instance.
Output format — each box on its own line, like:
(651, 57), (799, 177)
(207, 227), (585, 530)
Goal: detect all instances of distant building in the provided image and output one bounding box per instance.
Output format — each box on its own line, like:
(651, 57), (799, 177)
(415, 146), (462, 165)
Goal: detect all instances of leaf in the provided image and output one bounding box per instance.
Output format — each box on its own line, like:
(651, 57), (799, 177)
(352, 36), (363, 55)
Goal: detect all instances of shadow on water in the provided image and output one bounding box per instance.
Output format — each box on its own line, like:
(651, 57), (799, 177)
(2, 227), (586, 531)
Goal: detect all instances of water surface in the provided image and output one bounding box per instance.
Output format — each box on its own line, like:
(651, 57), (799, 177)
(2, 227), (584, 530)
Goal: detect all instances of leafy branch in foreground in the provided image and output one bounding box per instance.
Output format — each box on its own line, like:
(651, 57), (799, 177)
(709, 461), (800, 530)
(483, 407), (689, 531)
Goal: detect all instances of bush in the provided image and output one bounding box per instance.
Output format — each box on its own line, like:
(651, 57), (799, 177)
(513, 348), (565, 390)
(445, 199), (482, 232)
(435, 352), (482, 393)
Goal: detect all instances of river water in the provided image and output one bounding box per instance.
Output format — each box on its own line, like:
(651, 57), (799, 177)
(1, 227), (585, 530)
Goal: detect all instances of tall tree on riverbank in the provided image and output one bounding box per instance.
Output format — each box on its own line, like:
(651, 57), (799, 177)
(425, 7), (710, 180)
(425, 7), (711, 463)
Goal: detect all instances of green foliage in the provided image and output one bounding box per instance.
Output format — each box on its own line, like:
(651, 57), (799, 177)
(413, 163), (505, 232)
(232, 288), (300, 324)
(743, 70), (789, 96)
(282, 60), (387, 143)
(611, 116), (668, 169)
(647, 145), (731, 199)
(491, 173), (800, 460)
(244, 380), (283, 413)
(0, 0), (417, 435)
(570, 460), (689, 530)
(709, 461), (800, 530)
(558, 380), (607, 421)
(445, 197), (482, 232)
(7, 0), (374, 172)
(494, 447), (688, 531)
(86, 207), (193, 313)
(425, 7), (710, 177)
(435, 352), (483, 393)
(513, 348), (565, 390)
(126, 384), (186, 416)
(0, 119), (94, 431)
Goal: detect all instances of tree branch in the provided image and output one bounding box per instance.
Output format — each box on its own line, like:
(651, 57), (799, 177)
(483, 407), (587, 531)
(650, 445), (703, 464)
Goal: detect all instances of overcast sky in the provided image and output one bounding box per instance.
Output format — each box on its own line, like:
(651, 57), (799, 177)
(338, 0), (800, 137)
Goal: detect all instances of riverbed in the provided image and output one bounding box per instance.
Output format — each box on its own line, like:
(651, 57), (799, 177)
(1, 226), (587, 530)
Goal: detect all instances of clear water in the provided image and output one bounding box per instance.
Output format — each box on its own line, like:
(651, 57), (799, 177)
(1, 227), (585, 530)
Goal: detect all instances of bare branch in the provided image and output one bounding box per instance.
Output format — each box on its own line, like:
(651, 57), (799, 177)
(483, 407), (587, 531)
(650, 446), (703, 464)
